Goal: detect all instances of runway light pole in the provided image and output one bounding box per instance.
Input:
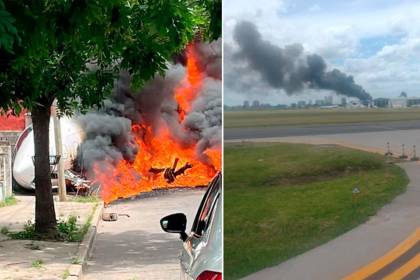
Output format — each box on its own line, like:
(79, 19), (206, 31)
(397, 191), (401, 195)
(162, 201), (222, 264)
(351, 186), (361, 215)
(411, 145), (419, 161)
(385, 142), (393, 156)
(399, 144), (408, 159)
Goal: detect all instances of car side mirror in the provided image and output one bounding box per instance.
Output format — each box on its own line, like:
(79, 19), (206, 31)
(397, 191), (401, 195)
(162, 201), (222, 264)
(160, 213), (188, 241)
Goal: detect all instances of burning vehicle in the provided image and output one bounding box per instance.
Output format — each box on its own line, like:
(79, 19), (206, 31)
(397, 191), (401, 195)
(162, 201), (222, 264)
(12, 40), (222, 204)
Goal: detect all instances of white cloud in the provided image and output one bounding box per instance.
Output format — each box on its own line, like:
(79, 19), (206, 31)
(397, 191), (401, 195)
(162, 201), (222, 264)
(224, 0), (420, 104)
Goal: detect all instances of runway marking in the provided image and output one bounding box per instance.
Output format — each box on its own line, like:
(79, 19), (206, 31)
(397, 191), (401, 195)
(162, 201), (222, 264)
(343, 228), (420, 280)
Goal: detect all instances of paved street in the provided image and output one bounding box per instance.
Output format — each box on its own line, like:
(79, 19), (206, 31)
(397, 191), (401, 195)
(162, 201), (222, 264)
(83, 189), (205, 280)
(236, 130), (420, 280)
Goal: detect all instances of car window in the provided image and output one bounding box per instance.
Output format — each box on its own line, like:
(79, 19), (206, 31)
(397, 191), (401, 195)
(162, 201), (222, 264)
(203, 192), (220, 233)
(191, 173), (221, 237)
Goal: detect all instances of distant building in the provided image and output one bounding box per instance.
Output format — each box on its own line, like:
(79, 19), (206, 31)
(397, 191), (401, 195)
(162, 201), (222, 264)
(389, 97), (407, 108)
(373, 98), (390, 108)
(275, 104), (288, 109)
(341, 97), (347, 106)
(243, 100), (250, 108)
(372, 95), (420, 108)
(297, 100), (306, 108)
(252, 100), (260, 108)
(324, 96), (333, 105)
(407, 97), (420, 107)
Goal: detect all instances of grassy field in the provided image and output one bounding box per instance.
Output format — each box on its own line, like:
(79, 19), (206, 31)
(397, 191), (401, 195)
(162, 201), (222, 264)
(224, 108), (420, 128)
(224, 143), (409, 280)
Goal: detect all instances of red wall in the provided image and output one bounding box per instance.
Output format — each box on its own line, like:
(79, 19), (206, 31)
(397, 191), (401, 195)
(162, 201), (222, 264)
(0, 112), (25, 131)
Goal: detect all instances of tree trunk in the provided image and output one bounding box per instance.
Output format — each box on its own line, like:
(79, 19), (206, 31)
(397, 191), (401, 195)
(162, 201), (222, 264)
(32, 103), (57, 235)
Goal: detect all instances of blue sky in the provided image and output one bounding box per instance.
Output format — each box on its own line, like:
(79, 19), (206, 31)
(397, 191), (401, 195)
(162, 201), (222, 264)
(224, 0), (420, 105)
(358, 34), (405, 59)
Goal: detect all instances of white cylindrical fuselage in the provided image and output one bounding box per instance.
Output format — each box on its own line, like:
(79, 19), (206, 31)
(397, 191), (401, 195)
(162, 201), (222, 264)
(13, 117), (83, 189)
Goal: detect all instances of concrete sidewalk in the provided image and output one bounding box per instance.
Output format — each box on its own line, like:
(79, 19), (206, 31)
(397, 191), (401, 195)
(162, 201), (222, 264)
(0, 195), (96, 280)
(239, 131), (420, 280)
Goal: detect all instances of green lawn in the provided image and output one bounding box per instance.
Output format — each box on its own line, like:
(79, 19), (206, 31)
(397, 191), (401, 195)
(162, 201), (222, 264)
(224, 108), (420, 128)
(224, 143), (409, 280)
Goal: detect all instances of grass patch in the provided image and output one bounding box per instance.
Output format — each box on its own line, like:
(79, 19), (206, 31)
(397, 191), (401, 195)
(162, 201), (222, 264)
(8, 221), (36, 240)
(225, 108), (420, 128)
(57, 216), (83, 242)
(31, 259), (44, 269)
(7, 203), (97, 242)
(62, 269), (70, 279)
(70, 196), (100, 203)
(0, 196), (17, 208)
(70, 256), (81, 264)
(224, 143), (409, 279)
(1, 226), (9, 235)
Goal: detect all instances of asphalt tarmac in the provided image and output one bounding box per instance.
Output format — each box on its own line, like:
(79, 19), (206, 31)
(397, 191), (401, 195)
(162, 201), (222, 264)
(225, 119), (420, 140)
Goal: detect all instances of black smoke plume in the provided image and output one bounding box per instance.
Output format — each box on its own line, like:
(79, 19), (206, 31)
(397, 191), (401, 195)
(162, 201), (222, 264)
(231, 21), (371, 101)
(75, 39), (222, 177)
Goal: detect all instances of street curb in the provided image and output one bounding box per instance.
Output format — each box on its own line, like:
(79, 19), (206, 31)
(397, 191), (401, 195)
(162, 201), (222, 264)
(67, 202), (103, 280)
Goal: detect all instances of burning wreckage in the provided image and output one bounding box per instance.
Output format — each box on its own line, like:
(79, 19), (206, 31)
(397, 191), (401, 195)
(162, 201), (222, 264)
(12, 40), (222, 203)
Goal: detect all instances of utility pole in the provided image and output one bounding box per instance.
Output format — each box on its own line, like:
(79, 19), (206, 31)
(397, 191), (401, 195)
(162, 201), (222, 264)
(53, 104), (66, 201)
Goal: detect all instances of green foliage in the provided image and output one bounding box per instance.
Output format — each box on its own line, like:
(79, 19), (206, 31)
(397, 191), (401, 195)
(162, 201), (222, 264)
(0, 226), (8, 235)
(57, 215), (78, 241)
(0, 0), (19, 53)
(7, 214), (92, 242)
(70, 256), (81, 265)
(0, 0), (218, 115)
(31, 259), (44, 269)
(57, 213), (93, 242)
(0, 196), (17, 208)
(201, 0), (222, 41)
(62, 269), (70, 279)
(71, 195), (100, 203)
(8, 220), (36, 240)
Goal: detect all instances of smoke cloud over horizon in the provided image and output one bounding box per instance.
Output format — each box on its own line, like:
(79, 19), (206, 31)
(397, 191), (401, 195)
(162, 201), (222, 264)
(226, 21), (371, 102)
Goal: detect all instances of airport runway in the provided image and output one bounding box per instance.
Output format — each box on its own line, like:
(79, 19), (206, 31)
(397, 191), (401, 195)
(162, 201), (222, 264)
(225, 120), (420, 140)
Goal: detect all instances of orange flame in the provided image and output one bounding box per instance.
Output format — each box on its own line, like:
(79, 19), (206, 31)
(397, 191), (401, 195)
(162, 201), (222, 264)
(175, 44), (204, 121)
(94, 44), (221, 203)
